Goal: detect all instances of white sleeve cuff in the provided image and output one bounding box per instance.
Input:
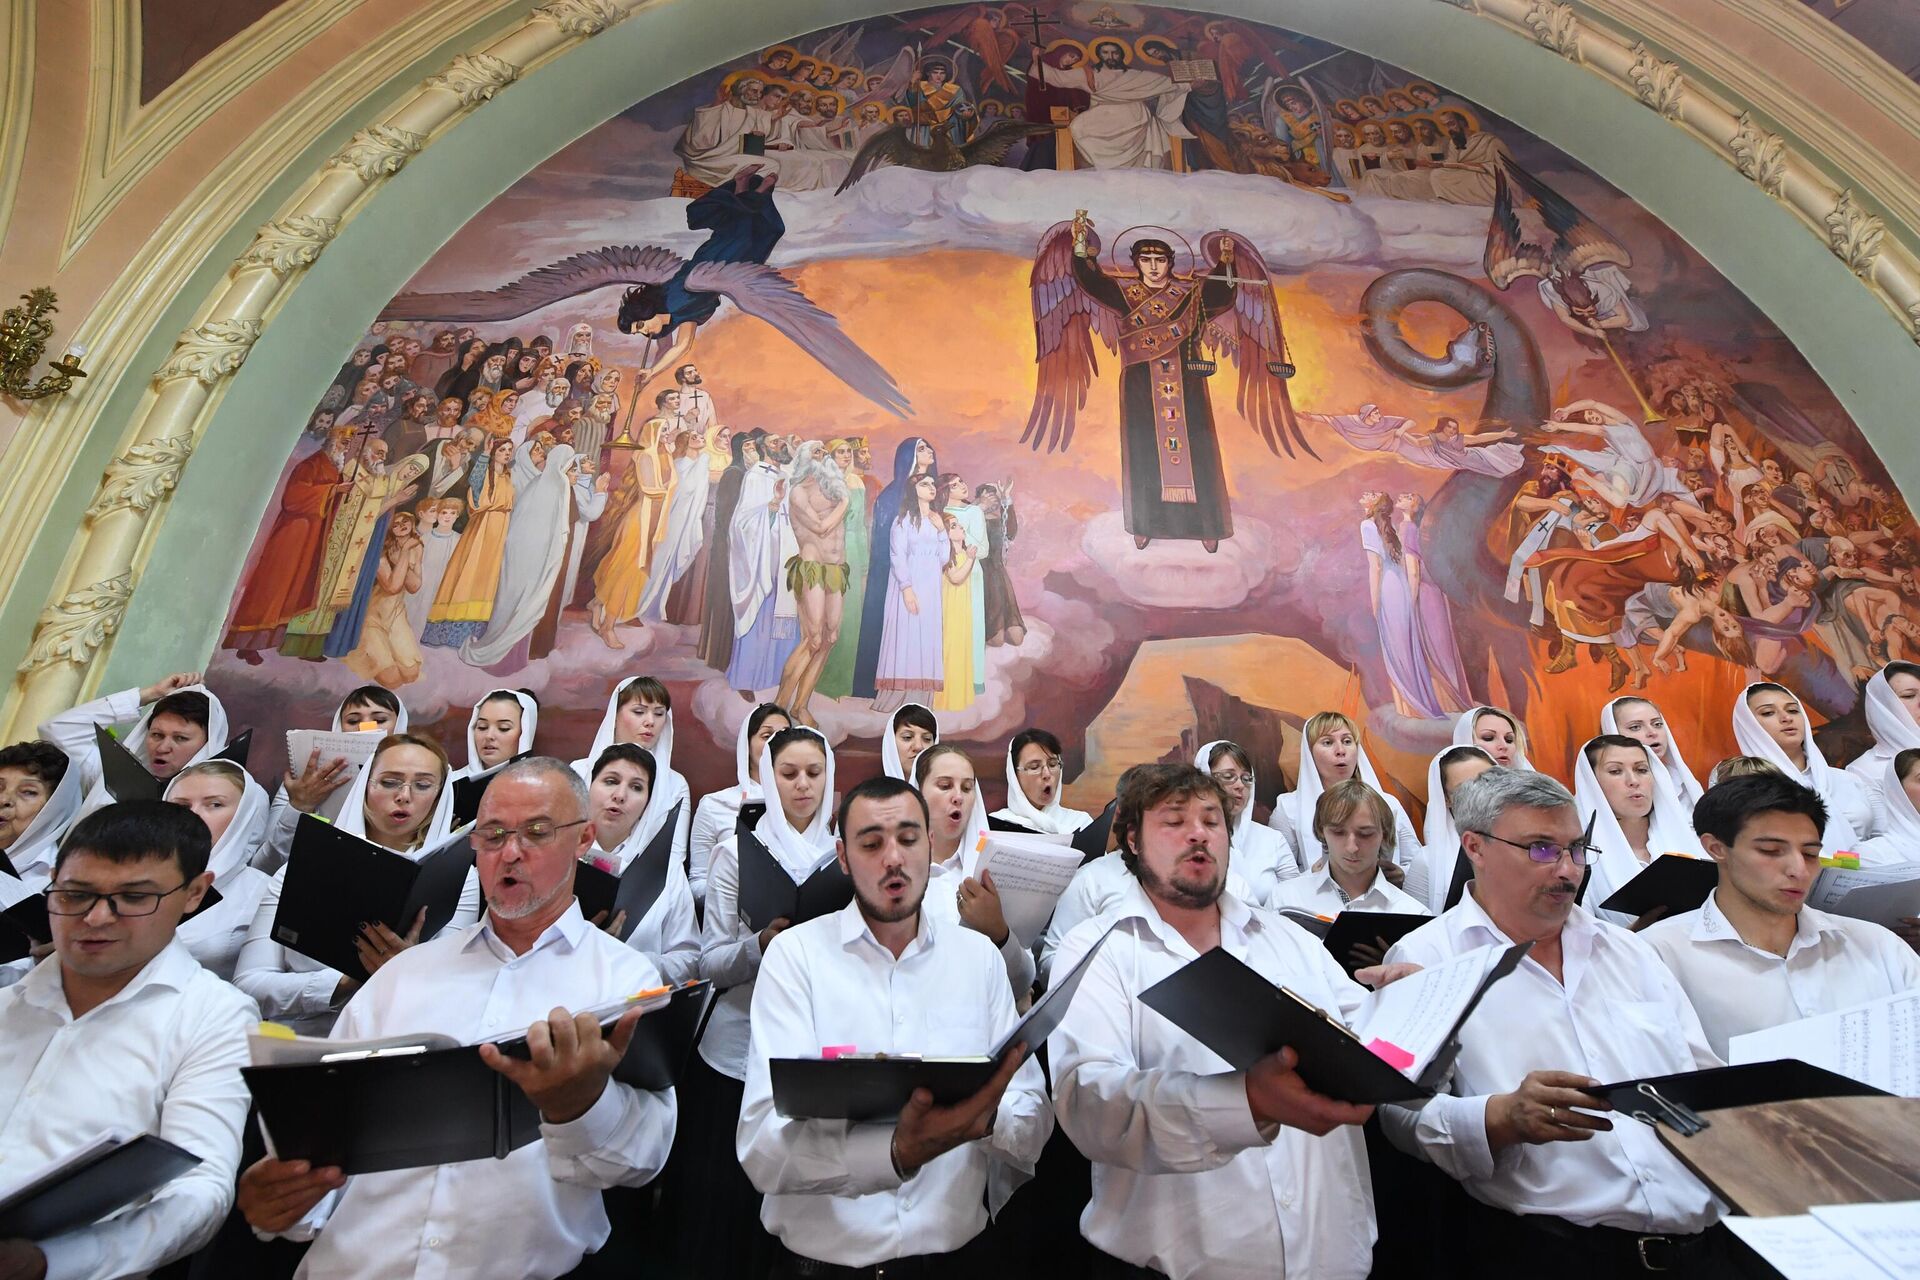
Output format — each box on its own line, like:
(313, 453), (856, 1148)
(539, 1079), (630, 1157)
(844, 1123), (907, 1193)
(1195, 1071), (1274, 1152)
(37, 1230), (104, 1280)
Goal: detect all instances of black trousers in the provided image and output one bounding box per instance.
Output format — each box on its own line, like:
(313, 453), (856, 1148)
(769, 1230), (992, 1279)
(1465, 1199), (1764, 1279)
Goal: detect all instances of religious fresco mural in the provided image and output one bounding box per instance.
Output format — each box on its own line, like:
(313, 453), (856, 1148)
(205, 1), (1917, 816)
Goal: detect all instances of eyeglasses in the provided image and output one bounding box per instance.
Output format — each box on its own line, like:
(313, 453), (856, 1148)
(1469, 830), (1598, 867)
(44, 882), (193, 918)
(1017, 758), (1063, 776)
(474, 818), (587, 853)
(372, 776), (441, 795)
(1210, 771), (1255, 787)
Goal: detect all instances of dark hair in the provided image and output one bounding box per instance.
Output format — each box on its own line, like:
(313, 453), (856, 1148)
(0, 740), (68, 786)
(339, 685), (401, 722)
(1692, 773), (1827, 845)
(518, 687), (541, 708)
(1128, 237), (1172, 265)
(150, 691), (210, 734)
(1436, 745), (1495, 798)
(1745, 681), (1794, 705)
(1010, 728), (1063, 767)
(746, 702), (792, 742)
(912, 743), (972, 787)
(1896, 747), (1920, 785)
(767, 726), (827, 767)
(1582, 734), (1647, 767)
(1115, 763), (1230, 875)
(616, 676), (671, 713)
(590, 743), (657, 787)
(617, 284), (669, 334)
(837, 775), (928, 840)
(55, 800), (211, 880)
(477, 691), (526, 718)
(1205, 741), (1252, 774)
(893, 703), (937, 739)
(1885, 662), (1920, 686)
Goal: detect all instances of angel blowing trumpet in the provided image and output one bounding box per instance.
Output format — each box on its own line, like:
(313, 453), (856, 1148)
(1024, 214), (1313, 552)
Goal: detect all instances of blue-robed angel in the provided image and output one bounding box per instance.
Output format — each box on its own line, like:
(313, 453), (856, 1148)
(379, 168), (910, 416)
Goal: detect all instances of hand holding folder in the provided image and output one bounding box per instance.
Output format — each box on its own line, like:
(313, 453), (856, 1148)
(271, 815), (474, 979)
(0, 1131), (201, 1242)
(1596, 853), (1718, 920)
(574, 802), (683, 941)
(736, 834), (853, 934)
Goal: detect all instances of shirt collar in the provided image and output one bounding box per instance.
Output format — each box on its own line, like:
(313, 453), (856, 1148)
(465, 898), (592, 960)
(1315, 865), (1386, 906)
(1448, 883), (1598, 950)
(1692, 887), (1843, 954)
(20, 936), (200, 1020)
(1109, 878), (1258, 960)
(834, 895), (938, 959)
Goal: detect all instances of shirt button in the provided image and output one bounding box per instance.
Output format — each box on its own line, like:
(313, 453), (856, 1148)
(427, 1237), (441, 1248)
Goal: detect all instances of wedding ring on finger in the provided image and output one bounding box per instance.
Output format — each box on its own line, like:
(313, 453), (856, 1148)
(1548, 1106), (1559, 1125)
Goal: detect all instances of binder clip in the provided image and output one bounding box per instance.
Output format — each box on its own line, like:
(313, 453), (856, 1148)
(1631, 1083), (1708, 1136)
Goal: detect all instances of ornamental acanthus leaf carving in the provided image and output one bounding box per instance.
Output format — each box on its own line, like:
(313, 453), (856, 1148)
(85, 437), (194, 521)
(152, 319), (264, 387)
(1824, 189), (1885, 279)
(1729, 112), (1787, 198)
(236, 215), (341, 276)
(19, 573), (135, 677)
(325, 124), (426, 184)
(532, 0), (624, 37)
(425, 53), (522, 107)
(1524, 1), (1581, 61)
(1627, 43), (1684, 119)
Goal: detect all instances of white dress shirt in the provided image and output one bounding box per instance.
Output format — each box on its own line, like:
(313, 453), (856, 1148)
(1039, 853), (1253, 985)
(273, 901), (676, 1280)
(1226, 823), (1299, 906)
(234, 855), (482, 1035)
(591, 838), (701, 987)
(697, 834), (765, 1079)
(689, 790), (746, 906)
(177, 864), (273, 981)
(0, 940), (257, 1280)
(1048, 884), (1377, 1280)
(1271, 789), (1423, 872)
(1267, 865), (1429, 920)
(1381, 893), (1720, 1234)
(738, 901), (1052, 1266)
(1640, 890), (1920, 1059)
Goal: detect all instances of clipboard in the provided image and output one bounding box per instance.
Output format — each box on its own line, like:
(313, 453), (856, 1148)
(1320, 911), (1431, 975)
(1597, 854), (1718, 919)
(271, 815), (474, 978)
(94, 726), (160, 803)
(575, 802), (683, 940)
(1582, 1060), (1888, 1136)
(0, 1132), (201, 1241)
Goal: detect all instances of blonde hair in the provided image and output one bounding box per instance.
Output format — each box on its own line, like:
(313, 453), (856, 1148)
(174, 759), (245, 796)
(1302, 711), (1361, 746)
(1312, 778), (1392, 844)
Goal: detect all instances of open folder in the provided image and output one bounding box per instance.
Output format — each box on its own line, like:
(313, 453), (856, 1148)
(0, 1131), (201, 1241)
(270, 815), (474, 979)
(243, 986), (698, 1175)
(736, 833), (853, 934)
(971, 830), (1084, 946)
(770, 924), (1119, 1122)
(1280, 911), (1433, 976)
(1728, 990), (1918, 1097)
(450, 753), (535, 829)
(1139, 940), (1531, 1104)
(575, 802), (683, 941)
(1597, 853), (1718, 919)
(1807, 862), (1920, 930)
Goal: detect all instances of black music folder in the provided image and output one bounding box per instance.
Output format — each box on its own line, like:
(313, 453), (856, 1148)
(770, 924), (1117, 1122)
(1320, 911), (1432, 975)
(494, 980), (718, 1093)
(1072, 800), (1119, 863)
(1139, 941), (1531, 1104)
(0, 1132), (201, 1241)
(574, 802), (683, 942)
(450, 753), (534, 829)
(1597, 854), (1719, 919)
(94, 726), (160, 803)
(214, 729), (253, 769)
(736, 832), (852, 933)
(0, 885), (224, 965)
(271, 815), (474, 978)
(1582, 1060), (1888, 1135)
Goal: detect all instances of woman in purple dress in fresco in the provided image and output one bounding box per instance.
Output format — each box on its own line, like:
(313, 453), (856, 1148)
(1397, 490), (1474, 712)
(1361, 490), (1446, 719)
(872, 473), (948, 714)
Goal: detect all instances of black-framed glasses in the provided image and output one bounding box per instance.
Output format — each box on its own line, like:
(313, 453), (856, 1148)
(474, 818), (588, 853)
(43, 882), (193, 918)
(1210, 771), (1255, 787)
(1017, 757), (1063, 776)
(1469, 830), (1598, 867)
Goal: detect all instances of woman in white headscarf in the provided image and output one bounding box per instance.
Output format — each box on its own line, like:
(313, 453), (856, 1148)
(572, 677), (692, 879)
(1601, 695), (1701, 808)
(1452, 705), (1533, 771)
(1197, 739), (1297, 904)
(991, 727), (1092, 835)
(462, 440), (593, 669)
(260, 684), (409, 872)
(0, 742), (85, 892)
(166, 760), (273, 980)
(690, 725), (835, 1278)
(580, 742), (700, 983)
(452, 688), (540, 782)
(1860, 750), (1920, 867)
(1732, 681), (1872, 848)
(881, 703), (938, 780)
(1572, 735), (1706, 928)
(235, 732), (475, 1034)
(1407, 744), (1497, 915)
(1846, 664), (1920, 830)
(913, 744), (1034, 999)
(40, 672), (232, 818)
(1267, 712), (1422, 874)
(688, 702), (792, 906)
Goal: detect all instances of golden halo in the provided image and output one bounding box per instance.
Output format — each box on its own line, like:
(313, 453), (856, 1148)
(1042, 36), (1089, 61)
(718, 69), (768, 97)
(762, 43), (799, 63)
(815, 90), (847, 113)
(1133, 34), (1178, 65)
(1435, 104), (1482, 132)
(1084, 34), (1133, 64)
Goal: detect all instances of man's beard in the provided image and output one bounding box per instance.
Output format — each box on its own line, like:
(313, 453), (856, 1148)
(853, 882), (923, 926)
(1138, 849), (1226, 910)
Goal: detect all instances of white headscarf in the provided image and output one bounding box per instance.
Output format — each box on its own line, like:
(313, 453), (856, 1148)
(1270, 721), (1390, 862)
(1572, 736), (1705, 919)
(331, 690), (409, 734)
(916, 750), (993, 878)
(1415, 745), (1495, 914)
(461, 688), (538, 778)
(754, 727), (837, 880)
(1864, 755), (1920, 861)
(584, 743), (676, 868)
(1600, 695), (1700, 806)
(1196, 740), (1258, 847)
(1452, 706), (1534, 771)
(164, 762), (271, 886)
(3, 753), (85, 886)
(994, 739), (1092, 836)
(882, 704), (938, 781)
(582, 680), (675, 782)
(1731, 681), (1861, 855)
(734, 710), (768, 805)
(1862, 667), (1920, 762)
(335, 739), (458, 855)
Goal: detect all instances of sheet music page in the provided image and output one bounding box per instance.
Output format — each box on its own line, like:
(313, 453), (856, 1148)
(1809, 1203), (1920, 1278)
(1354, 943), (1503, 1079)
(1808, 863), (1920, 923)
(1722, 1215), (1895, 1280)
(974, 834), (1084, 945)
(1728, 991), (1919, 1097)
(286, 730), (384, 819)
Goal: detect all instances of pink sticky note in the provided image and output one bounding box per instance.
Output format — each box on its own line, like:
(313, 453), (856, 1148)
(1365, 1038), (1415, 1071)
(821, 1045), (858, 1060)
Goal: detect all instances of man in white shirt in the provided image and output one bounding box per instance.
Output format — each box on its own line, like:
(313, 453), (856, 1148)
(1381, 768), (1740, 1278)
(0, 801), (257, 1280)
(738, 775), (1051, 1276)
(1049, 763), (1379, 1279)
(1642, 772), (1920, 1059)
(234, 758), (676, 1280)
(1268, 779), (1428, 971)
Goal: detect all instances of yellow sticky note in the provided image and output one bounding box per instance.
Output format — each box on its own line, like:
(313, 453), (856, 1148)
(255, 1022), (296, 1039)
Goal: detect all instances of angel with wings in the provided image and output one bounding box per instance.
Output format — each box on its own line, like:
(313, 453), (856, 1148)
(380, 168), (909, 416)
(1023, 213), (1313, 552)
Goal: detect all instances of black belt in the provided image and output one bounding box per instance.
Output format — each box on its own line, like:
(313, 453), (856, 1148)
(1512, 1212), (1721, 1273)
(775, 1249), (954, 1280)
